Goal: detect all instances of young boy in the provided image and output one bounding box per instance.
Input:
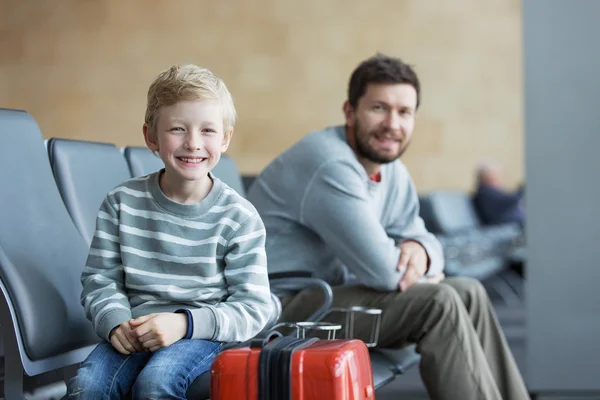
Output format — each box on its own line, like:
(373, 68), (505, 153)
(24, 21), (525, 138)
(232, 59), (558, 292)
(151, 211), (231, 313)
(65, 65), (272, 399)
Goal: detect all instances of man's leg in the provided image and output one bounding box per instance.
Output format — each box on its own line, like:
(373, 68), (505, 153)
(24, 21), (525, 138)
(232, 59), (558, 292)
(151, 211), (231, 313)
(131, 339), (223, 400)
(64, 341), (150, 400)
(281, 282), (507, 400)
(441, 277), (529, 400)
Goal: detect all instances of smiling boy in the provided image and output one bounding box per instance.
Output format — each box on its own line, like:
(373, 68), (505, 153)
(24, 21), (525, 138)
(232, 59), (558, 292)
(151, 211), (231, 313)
(65, 65), (272, 399)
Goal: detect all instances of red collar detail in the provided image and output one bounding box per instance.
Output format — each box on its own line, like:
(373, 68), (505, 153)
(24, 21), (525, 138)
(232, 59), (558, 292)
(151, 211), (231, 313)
(369, 172), (381, 183)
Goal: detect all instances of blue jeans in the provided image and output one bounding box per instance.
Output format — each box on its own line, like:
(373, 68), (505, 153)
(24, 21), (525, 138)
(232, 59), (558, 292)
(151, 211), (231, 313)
(65, 339), (223, 400)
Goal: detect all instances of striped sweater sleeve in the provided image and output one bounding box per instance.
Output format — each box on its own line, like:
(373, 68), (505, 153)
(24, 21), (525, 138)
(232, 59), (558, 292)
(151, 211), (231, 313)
(188, 215), (272, 342)
(81, 196), (132, 341)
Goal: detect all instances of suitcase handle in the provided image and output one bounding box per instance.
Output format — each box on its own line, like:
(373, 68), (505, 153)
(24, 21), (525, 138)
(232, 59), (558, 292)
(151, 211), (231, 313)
(323, 306), (383, 347)
(250, 330), (284, 348)
(270, 321), (343, 340)
(221, 329), (283, 351)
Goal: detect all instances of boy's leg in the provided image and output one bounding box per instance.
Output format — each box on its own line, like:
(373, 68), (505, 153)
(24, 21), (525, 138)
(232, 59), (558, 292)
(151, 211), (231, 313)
(441, 277), (530, 400)
(281, 281), (509, 400)
(131, 339), (223, 400)
(64, 342), (151, 400)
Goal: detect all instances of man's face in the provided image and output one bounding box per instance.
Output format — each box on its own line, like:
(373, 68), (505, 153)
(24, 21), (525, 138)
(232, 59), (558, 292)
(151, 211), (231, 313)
(345, 83), (417, 164)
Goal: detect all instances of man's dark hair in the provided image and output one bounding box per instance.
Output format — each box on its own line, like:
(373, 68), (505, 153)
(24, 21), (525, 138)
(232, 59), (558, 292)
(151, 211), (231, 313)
(348, 53), (420, 109)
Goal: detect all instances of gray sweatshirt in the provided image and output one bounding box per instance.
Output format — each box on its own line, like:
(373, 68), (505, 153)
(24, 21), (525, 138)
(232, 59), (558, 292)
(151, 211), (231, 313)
(81, 171), (272, 342)
(247, 125), (444, 291)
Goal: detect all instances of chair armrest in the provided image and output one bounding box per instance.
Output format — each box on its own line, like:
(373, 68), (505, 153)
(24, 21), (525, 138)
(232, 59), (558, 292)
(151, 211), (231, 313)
(268, 271), (313, 280)
(268, 276), (333, 322)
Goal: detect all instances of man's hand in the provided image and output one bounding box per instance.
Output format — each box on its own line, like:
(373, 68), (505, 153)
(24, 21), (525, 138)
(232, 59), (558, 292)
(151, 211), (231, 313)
(424, 272), (445, 284)
(397, 240), (429, 291)
(129, 313), (188, 352)
(110, 321), (144, 355)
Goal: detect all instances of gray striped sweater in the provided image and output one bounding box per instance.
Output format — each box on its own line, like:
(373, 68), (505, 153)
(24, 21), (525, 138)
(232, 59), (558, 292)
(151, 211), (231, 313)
(81, 171), (272, 343)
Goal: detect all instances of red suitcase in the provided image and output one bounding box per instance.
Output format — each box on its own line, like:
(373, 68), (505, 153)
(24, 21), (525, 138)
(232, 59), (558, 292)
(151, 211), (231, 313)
(211, 335), (375, 400)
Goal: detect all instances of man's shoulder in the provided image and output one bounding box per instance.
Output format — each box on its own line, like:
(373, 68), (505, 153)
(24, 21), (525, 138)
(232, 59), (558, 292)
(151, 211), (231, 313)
(300, 125), (351, 153)
(295, 126), (363, 172)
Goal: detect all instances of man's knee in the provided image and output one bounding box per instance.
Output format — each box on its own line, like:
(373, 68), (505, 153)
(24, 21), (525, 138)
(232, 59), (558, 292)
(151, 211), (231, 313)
(399, 283), (466, 343)
(444, 277), (489, 306)
(403, 282), (464, 318)
(427, 282), (464, 311)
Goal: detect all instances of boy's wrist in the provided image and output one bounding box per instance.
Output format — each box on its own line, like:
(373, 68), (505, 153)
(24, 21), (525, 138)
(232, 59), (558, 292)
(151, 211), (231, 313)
(175, 309), (193, 339)
(98, 310), (133, 342)
(109, 325), (119, 339)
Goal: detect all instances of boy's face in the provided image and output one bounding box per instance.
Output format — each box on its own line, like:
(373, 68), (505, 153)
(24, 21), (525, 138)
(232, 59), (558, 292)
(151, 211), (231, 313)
(143, 99), (232, 185)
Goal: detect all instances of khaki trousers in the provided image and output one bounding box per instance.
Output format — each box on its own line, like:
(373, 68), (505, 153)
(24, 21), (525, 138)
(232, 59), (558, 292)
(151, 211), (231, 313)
(280, 277), (529, 400)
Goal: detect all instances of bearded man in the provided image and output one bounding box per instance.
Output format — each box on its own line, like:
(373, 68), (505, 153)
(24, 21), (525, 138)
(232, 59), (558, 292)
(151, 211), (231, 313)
(247, 54), (529, 400)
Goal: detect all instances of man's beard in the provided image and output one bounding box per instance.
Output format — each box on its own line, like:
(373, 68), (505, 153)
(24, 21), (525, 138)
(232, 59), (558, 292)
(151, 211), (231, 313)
(353, 121), (409, 164)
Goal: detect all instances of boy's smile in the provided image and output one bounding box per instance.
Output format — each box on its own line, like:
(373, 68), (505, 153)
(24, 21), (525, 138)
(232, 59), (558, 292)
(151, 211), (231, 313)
(177, 156), (207, 165)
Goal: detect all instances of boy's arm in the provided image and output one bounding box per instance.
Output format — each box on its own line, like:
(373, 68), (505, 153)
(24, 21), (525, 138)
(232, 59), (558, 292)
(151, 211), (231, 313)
(187, 215), (272, 342)
(81, 197), (132, 342)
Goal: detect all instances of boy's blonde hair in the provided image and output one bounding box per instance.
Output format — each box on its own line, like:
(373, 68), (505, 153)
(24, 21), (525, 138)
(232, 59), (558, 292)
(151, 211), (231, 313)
(144, 64), (236, 138)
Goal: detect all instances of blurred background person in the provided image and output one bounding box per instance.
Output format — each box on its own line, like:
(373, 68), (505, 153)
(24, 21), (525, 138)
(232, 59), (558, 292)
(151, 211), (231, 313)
(473, 162), (524, 227)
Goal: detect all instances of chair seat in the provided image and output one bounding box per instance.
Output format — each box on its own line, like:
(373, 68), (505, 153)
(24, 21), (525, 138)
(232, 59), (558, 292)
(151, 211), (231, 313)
(371, 344), (421, 375)
(121, 372), (210, 400)
(186, 371), (210, 399)
(369, 352), (398, 391)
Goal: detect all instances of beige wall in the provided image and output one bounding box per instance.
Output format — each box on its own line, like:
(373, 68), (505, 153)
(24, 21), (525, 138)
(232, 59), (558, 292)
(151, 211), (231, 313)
(0, 0), (523, 192)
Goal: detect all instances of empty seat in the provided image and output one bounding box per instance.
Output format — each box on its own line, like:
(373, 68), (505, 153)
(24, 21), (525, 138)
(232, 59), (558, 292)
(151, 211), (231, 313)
(422, 190), (523, 249)
(423, 190), (482, 234)
(122, 146), (164, 177)
(212, 155), (246, 197)
(47, 138), (132, 245)
(0, 109), (99, 399)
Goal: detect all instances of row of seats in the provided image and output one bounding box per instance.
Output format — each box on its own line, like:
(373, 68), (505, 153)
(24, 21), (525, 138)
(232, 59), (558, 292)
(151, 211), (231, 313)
(419, 191), (525, 275)
(419, 191), (526, 305)
(0, 109), (419, 399)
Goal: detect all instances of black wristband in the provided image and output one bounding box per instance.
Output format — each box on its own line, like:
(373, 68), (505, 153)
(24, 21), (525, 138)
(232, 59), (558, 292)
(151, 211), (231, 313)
(175, 309), (193, 339)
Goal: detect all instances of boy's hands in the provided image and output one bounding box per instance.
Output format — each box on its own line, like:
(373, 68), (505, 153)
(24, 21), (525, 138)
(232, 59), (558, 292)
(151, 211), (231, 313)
(129, 313), (188, 352)
(110, 321), (144, 355)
